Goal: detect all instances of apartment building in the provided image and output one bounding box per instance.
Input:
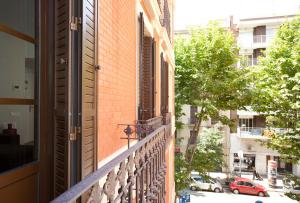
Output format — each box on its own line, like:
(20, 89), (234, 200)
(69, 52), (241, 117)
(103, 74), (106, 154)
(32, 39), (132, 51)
(0, 0), (175, 202)
(230, 15), (297, 175)
(175, 14), (300, 176)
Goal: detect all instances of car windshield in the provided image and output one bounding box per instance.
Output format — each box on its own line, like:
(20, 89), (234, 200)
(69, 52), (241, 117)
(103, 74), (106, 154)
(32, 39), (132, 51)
(193, 177), (202, 182)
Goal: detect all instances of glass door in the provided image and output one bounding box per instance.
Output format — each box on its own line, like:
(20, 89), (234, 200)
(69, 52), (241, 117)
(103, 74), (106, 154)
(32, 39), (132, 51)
(0, 0), (37, 175)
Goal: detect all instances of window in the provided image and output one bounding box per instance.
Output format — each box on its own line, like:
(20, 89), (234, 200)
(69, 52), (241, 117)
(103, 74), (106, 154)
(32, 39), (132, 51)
(240, 55), (253, 68)
(189, 130), (197, 145)
(0, 0), (37, 173)
(239, 118), (253, 127)
(193, 177), (203, 183)
(190, 106), (197, 124)
(237, 181), (244, 186)
(245, 182), (253, 187)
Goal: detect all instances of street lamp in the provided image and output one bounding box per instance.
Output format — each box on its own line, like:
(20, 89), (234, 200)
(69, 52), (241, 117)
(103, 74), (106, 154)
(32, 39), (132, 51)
(237, 150), (243, 177)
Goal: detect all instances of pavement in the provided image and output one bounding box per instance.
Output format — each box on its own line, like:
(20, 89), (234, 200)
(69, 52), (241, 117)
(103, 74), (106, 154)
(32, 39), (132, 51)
(178, 172), (298, 203)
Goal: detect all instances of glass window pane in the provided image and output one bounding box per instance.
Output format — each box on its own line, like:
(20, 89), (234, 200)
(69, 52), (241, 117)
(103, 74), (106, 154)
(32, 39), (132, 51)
(0, 105), (35, 172)
(0, 32), (35, 99)
(0, 0), (35, 37)
(0, 0), (36, 174)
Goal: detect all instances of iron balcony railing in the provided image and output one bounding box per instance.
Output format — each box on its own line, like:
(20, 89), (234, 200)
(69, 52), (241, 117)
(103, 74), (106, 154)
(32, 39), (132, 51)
(253, 35), (266, 43)
(137, 116), (163, 137)
(51, 124), (171, 203)
(238, 127), (288, 137)
(162, 112), (171, 125)
(158, 0), (171, 42)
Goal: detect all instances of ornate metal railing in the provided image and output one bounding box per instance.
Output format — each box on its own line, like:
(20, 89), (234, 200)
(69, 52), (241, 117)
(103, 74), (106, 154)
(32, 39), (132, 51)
(51, 124), (171, 203)
(137, 116), (163, 136)
(163, 112), (171, 125)
(158, 0), (171, 41)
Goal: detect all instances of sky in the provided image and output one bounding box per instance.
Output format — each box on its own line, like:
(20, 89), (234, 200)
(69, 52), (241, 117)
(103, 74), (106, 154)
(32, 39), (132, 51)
(175, 0), (300, 30)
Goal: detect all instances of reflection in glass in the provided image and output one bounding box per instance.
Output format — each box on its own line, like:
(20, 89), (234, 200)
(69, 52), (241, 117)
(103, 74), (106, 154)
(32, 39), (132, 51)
(0, 32), (35, 99)
(0, 0), (36, 173)
(0, 105), (35, 172)
(0, 0), (35, 37)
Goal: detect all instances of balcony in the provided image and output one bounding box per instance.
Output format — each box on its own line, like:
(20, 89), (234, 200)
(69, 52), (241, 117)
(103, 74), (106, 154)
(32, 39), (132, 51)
(237, 127), (288, 139)
(51, 124), (172, 203)
(158, 0), (171, 42)
(252, 35), (273, 49)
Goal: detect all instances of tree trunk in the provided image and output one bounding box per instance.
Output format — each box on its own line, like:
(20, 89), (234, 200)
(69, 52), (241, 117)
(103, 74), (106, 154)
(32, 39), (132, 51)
(185, 108), (204, 163)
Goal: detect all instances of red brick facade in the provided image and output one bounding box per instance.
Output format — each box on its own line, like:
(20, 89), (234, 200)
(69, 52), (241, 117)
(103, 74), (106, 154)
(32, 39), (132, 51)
(98, 0), (175, 202)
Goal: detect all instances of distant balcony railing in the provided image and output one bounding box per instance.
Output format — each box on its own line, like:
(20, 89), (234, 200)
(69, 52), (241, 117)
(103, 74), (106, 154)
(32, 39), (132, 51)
(253, 35), (266, 43)
(238, 127), (288, 138)
(51, 124), (171, 203)
(138, 116), (163, 135)
(239, 127), (264, 136)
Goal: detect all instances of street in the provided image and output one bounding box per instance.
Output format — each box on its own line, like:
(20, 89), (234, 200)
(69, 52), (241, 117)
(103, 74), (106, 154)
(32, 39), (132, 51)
(188, 188), (297, 203)
(179, 173), (298, 203)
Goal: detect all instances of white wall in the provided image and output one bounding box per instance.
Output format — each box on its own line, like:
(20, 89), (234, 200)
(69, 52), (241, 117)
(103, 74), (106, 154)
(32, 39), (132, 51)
(293, 164), (300, 176)
(238, 31), (253, 49)
(230, 134), (280, 175)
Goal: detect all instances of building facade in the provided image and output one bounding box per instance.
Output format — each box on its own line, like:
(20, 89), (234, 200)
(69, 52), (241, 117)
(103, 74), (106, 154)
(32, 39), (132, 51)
(0, 0), (175, 202)
(175, 14), (300, 176)
(230, 15), (297, 176)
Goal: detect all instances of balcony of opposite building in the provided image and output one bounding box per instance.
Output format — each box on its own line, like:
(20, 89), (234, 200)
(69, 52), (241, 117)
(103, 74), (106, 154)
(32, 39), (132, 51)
(237, 127), (288, 139)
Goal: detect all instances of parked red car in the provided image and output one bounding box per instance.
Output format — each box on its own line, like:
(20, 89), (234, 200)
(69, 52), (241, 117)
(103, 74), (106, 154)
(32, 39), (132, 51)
(230, 178), (267, 197)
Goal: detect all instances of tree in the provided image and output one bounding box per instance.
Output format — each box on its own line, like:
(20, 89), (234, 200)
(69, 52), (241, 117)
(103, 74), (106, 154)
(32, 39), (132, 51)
(175, 23), (252, 162)
(250, 16), (300, 163)
(175, 127), (224, 194)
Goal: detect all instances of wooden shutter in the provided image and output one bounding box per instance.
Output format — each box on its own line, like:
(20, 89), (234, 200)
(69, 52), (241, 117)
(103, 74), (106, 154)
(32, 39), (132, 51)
(81, 0), (97, 179)
(151, 40), (156, 118)
(54, 0), (71, 196)
(160, 53), (165, 115)
(164, 61), (169, 112)
(138, 12), (144, 120)
(141, 37), (154, 120)
(160, 56), (169, 116)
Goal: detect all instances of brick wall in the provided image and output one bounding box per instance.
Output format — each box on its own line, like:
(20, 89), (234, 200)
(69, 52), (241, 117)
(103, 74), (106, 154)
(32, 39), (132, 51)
(98, 0), (137, 160)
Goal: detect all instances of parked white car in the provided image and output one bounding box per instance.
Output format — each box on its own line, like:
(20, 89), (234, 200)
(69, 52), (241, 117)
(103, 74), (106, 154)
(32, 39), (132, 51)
(190, 175), (223, 193)
(283, 180), (300, 195)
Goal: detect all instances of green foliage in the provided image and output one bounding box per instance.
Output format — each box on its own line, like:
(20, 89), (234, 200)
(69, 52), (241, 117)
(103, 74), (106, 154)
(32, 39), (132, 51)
(251, 16), (300, 162)
(175, 153), (190, 194)
(192, 127), (224, 173)
(174, 23), (252, 194)
(175, 127), (224, 193)
(175, 23), (252, 122)
(284, 173), (300, 201)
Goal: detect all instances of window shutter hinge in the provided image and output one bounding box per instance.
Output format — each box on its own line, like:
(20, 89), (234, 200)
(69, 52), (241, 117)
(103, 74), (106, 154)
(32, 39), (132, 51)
(69, 126), (81, 141)
(70, 17), (82, 31)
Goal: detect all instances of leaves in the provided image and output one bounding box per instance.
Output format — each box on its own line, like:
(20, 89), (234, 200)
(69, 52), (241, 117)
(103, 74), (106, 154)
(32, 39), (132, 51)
(251, 16), (300, 162)
(175, 127), (224, 193)
(174, 23), (253, 194)
(175, 23), (252, 128)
